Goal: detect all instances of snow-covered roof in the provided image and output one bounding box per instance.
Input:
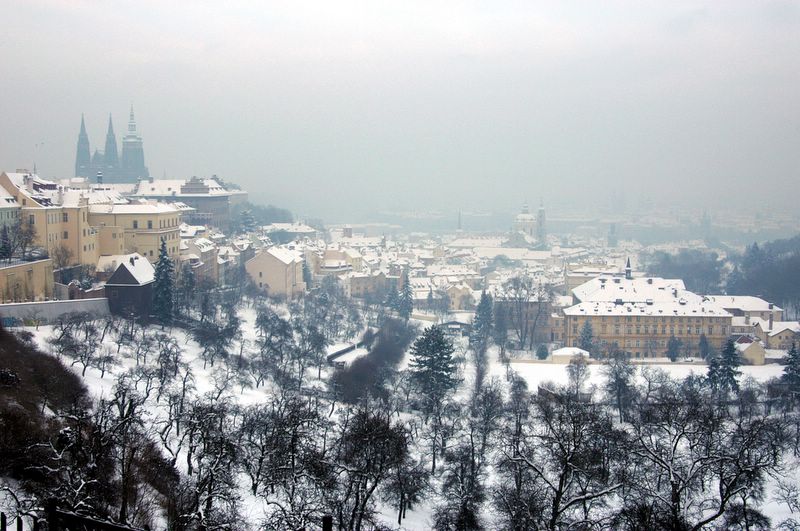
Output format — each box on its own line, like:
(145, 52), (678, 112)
(132, 177), (243, 198)
(103, 253), (154, 285)
(473, 247), (552, 262)
(133, 179), (185, 196)
(60, 187), (127, 207)
(262, 222), (316, 234)
(266, 247), (304, 265)
(572, 276), (691, 305)
(89, 201), (181, 215)
(564, 300), (730, 318)
(180, 223), (206, 238)
(191, 238), (216, 253)
(754, 318), (800, 336)
(705, 296), (782, 314)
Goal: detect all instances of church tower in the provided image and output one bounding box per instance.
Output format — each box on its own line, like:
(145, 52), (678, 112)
(103, 114), (120, 172)
(75, 114), (91, 177)
(536, 199), (547, 243)
(120, 105), (149, 181)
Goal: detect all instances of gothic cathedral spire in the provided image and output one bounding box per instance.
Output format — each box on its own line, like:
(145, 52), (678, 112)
(75, 114), (91, 177)
(104, 114), (120, 169)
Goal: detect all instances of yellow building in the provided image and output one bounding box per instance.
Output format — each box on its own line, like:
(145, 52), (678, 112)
(347, 271), (401, 299)
(88, 202), (183, 262)
(0, 258), (55, 303)
(734, 337), (766, 365)
(0, 172), (99, 267)
(706, 296), (783, 322)
(754, 319), (800, 350)
(245, 247), (306, 299)
(180, 237), (219, 284)
(564, 274), (732, 358)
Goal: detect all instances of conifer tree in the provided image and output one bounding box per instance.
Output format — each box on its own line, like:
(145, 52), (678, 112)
(470, 291), (493, 346)
(0, 224), (11, 261)
(782, 343), (800, 393)
(493, 304), (508, 356)
(239, 208), (257, 233)
(707, 339), (741, 395)
(386, 287), (400, 311)
(536, 344), (549, 360)
(398, 274), (413, 321)
(409, 325), (457, 406)
(579, 320), (594, 354)
(666, 335), (681, 362)
(152, 238), (175, 323)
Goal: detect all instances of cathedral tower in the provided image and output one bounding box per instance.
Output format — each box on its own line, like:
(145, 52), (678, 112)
(536, 199), (547, 243)
(121, 105), (149, 181)
(75, 114), (91, 177)
(103, 115), (120, 170)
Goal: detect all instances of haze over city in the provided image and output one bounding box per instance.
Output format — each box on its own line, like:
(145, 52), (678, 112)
(2, 0), (799, 221)
(5, 1), (800, 530)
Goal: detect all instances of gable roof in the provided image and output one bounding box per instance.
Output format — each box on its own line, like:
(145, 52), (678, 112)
(105, 253), (155, 286)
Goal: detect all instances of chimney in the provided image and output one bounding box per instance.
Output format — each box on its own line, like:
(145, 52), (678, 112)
(129, 256), (135, 266)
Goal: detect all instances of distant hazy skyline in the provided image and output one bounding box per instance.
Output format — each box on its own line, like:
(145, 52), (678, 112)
(1, 1), (798, 222)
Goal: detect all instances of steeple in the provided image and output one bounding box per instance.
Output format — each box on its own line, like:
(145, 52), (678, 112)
(127, 105), (138, 137)
(75, 113), (91, 177)
(536, 199), (547, 244)
(625, 257), (632, 280)
(104, 114), (119, 169)
(121, 104), (148, 182)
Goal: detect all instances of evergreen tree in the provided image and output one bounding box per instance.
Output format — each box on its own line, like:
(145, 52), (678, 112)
(470, 291), (493, 346)
(302, 260), (313, 288)
(151, 238), (175, 323)
(398, 274), (413, 321)
(0, 224), (11, 260)
(409, 325), (458, 406)
(707, 339), (741, 394)
(536, 344), (549, 360)
(579, 320), (594, 355)
(386, 287), (400, 311)
(666, 335), (681, 362)
(783, 343), (800, 392)
(698, 333), (712, 359)
(239, 208), (257, 233)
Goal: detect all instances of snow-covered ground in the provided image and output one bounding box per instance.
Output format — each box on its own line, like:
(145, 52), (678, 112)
(10, 315), (799, 529)
(503, 358), (785, 390)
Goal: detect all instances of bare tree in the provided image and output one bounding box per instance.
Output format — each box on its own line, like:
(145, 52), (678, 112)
(500, 275), (554, 351)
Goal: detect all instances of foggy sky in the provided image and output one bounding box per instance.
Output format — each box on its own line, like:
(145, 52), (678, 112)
(1, 1), (798, 222)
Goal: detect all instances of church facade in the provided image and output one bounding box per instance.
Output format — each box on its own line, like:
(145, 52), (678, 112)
(75, 107), (150, 184)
